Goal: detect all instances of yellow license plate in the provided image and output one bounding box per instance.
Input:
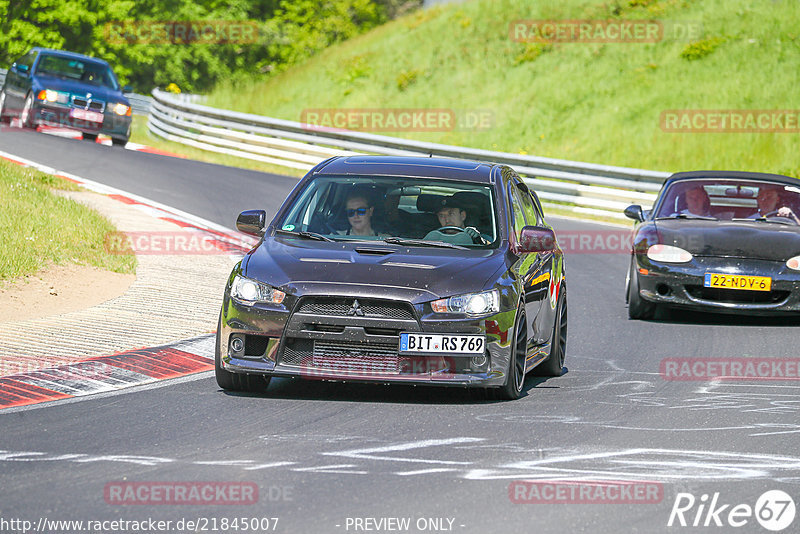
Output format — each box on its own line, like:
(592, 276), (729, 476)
(704, 273), (772, 291)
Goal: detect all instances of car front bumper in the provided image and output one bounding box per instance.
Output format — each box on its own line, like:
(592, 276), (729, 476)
(635, 255), (800, 314)
(218, 291), (518, 387)
(33, 102), (131, 138)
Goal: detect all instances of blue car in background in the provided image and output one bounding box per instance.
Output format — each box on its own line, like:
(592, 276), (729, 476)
(0, 48), (132, 146)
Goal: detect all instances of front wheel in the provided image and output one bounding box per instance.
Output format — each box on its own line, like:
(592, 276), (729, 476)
(215, 317), (271, 393)
(0, 91), (9, 124)
(533, 288), (567, 377)
(494, 305), (527, 401)
(19, 93), (35, 129)
(627, 259), (655, 320)
(82, 133), (98, 142)
(111, 137), (128, 147)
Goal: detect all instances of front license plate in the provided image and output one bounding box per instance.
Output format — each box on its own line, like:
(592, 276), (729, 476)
(399, 333), (485, 354)
(704, 273), (772, 291)
(70, 108), (104, 123)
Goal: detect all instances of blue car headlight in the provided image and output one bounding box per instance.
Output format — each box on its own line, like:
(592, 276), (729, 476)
(230, 274), (285, 305)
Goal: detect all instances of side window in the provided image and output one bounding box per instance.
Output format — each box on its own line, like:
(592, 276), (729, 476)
(507, 184), (528, 241)
(18, 51), (36, 70)
(518, 186), (542, 226)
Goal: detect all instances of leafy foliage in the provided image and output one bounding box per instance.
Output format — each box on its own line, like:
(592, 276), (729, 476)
(0, 0), (418, 93)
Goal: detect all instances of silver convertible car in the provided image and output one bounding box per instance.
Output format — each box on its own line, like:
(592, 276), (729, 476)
(215, 155), (567, 400)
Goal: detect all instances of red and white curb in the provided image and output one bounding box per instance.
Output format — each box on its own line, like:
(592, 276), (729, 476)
(0, 149), (259, 409)
(0, 335), (215, 409)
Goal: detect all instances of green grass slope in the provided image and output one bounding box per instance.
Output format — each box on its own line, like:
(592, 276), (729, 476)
(205, 0), (800, 176)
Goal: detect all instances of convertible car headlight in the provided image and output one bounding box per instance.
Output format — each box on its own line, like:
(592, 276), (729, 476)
(647, 244), (692, 263)
(432, 289), (499, 317)
(230, 274), (285, 305)
(111, 103), (132, 116)
(787, 256), (800, 271)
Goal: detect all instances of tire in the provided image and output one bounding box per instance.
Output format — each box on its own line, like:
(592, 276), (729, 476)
(533, 288), (567, 377)
(82, 133), (98, 142)
(627, 259), (655, 320)
(0, 91), (9, 125)
(19, 93), (35, 129)
(214, 316), (271, 393)
(111, 137), (128, 147)
(494, 305), (527, 401)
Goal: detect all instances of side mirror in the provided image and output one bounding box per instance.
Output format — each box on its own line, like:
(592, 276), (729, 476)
(624, 204), (644, 222)
(236, 210), (266, 237)
(16, 64), (29, 75)
(122, 85), (133, 93)
(517, 226), (556, 253)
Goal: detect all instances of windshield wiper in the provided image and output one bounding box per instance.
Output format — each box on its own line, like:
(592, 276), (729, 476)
(381, 237), (469, 250)
(274, 229), (334, 242)
(656, 214), (717, 221)
(731, 217), (795, 225)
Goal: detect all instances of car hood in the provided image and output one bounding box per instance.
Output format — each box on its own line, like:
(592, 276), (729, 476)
(652, 219), (800, 260)
(34, 75), (126, 103)
(242, 236), (507, 303)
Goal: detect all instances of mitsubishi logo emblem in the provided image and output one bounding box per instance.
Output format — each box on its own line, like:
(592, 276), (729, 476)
(347, 299), (365, 316)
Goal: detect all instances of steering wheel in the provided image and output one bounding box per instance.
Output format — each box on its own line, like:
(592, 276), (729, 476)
(434, 226), (467, 235)
(762, 208), (799, 223)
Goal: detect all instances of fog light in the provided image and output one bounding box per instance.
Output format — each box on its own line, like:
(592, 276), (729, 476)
(471, 354), (487, 367)
(230, 336), (244, 353)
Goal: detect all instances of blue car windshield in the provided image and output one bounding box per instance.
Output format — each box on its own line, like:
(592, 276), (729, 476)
(35, 55), (119, 90)
(278, 176), (499, 247)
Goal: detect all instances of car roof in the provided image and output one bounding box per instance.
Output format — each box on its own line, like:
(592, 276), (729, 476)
(312, 156), (497, 183)
(30, 48), (109, 66)
(665, 170), (800, 187)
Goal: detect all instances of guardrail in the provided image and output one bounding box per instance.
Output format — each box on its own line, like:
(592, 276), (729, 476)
(1, 68), (152, 115)
(145, 88), (666, 219)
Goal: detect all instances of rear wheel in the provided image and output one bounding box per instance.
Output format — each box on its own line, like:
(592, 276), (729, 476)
(494, 305), (527, 401)
(533, 288), (567, 377)
(82, 133), (98, 142)
(111, 137), (128, 147)
(215, 316), (271, 393)
(19, 93), (35, 129)
(627, 259), (655, 320)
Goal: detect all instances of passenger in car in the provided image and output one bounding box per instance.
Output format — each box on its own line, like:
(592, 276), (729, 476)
(680, 186), (712, 217)
(338, 189), (389, 237)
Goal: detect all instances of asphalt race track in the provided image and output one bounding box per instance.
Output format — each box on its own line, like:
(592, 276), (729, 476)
(2, 128), (799, 533)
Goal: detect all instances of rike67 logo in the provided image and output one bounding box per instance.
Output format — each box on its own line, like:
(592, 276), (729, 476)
(668, 490), (795, 531)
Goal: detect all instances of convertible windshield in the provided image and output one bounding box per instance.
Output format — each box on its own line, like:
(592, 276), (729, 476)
(277, 176), (499, 246)
(35, 54), (119, 90)
(654, 179), (800, 224)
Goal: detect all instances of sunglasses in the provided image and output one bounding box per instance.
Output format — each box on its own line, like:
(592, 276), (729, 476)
(346, 207), (369, 217)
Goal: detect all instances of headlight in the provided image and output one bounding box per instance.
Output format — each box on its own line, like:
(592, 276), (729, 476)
(37, 89), (68, 103)
(787, 256), (800, 271)
(111, 103), (132, 116)
(647, 244), (692, 263)
(230, 274), (285, 305)
(432, 289), (499, 317)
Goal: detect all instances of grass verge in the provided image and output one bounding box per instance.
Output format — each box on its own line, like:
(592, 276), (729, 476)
(0, 159), (137, 282)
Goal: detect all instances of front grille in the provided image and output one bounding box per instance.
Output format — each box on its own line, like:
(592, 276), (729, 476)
(280, 338), (400, 374)
(297, 297), (414, 319)
(72, 97), (105, 112)
(685, 285), (790, 304)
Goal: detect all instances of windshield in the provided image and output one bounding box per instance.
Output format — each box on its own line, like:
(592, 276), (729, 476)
(654, 178), (800, 223)
(277, 176), (499, 246)
(34, 54), (119, 90)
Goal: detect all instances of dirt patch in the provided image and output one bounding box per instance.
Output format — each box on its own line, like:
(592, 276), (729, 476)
(0, 264), (135, 323)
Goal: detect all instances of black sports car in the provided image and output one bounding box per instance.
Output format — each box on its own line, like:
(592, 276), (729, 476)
(624, 171), (800, 319)
(216, 155), (567, 400)
(0, 48), (132, 145)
